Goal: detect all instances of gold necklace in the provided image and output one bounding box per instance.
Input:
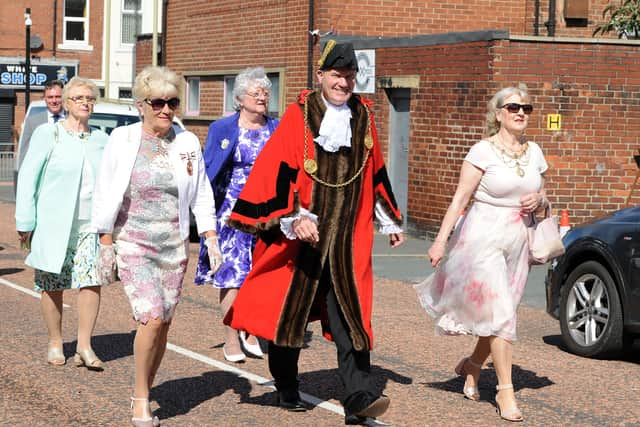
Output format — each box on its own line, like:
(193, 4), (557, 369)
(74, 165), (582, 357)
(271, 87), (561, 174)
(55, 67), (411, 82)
(488, 138), (530, 177)
(302, 95), (373, 189)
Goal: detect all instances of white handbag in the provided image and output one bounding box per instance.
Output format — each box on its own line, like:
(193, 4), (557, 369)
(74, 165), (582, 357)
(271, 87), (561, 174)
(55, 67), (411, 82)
(527, 205), (565, 265)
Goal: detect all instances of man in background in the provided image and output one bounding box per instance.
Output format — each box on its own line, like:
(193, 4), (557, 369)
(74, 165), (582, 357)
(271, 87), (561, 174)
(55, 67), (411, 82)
(14, 80), (66, 192)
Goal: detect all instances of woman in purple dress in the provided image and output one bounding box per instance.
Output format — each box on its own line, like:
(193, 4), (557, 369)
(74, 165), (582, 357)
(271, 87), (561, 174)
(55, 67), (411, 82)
(195, 67), (279, 362)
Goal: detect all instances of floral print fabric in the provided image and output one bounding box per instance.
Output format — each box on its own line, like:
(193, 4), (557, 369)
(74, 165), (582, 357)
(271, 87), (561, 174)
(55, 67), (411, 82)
(114, 131), (187, 324)
(195, 125), (273, 288)
(415, 140), (547, 341)
(34, 232), (99, 291)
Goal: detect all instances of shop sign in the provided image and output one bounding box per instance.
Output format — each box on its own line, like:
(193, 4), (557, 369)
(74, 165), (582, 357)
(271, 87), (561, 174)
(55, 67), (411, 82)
(0, 61), (77, 89)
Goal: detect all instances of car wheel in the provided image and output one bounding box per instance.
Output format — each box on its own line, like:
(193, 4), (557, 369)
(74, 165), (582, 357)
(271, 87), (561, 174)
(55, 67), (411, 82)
(559, 261), (624, 358)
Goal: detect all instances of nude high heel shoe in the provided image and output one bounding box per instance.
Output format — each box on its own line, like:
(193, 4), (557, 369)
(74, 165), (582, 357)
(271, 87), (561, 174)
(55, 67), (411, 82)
(47, 345), (66, 366)
(130, 397), (160, 427)
(74, 348), (104, 371)
(454, 357), (482, 401)
(495, 384), (523, 422)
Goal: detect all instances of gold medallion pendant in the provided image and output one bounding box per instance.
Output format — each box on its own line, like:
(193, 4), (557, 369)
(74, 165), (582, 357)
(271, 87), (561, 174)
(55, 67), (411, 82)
(516, 166), (524, 177)
(304, 159), (318, 174)
(364, 133), (373, 149)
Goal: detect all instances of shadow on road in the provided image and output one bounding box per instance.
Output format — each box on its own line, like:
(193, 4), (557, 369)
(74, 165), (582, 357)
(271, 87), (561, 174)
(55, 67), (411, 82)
(152, 371), (253, 419)
(543, 334), (640, 364)
(0, 267), (24, 276)
(219, 364), (412, 414)
(64, 331), (135, 362)
(423, 363), (554, 401)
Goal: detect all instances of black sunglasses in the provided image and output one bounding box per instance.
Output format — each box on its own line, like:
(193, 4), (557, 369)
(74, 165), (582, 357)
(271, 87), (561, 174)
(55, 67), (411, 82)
(144, 97), (180, 110)
(500, 103), (533, 115)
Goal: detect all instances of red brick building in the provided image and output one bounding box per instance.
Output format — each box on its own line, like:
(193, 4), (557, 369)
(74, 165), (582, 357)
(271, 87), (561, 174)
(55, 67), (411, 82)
(146, 0), (639, 235)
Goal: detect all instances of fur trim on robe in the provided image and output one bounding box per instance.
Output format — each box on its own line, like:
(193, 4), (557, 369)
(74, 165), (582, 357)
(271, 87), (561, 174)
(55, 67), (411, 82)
(226, 90), (402, 351)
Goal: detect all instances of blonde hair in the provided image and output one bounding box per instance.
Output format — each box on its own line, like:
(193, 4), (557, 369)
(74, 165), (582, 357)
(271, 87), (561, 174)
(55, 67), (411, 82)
(61, 76), (99, 104)
(133, 66), (184, 111)
(484, 85), (531, 136)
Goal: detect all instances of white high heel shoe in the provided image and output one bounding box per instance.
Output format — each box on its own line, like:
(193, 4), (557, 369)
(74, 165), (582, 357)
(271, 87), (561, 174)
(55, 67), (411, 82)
(223, 345), (246, 363)
(130, 397), (159, 427)
(495, 384), (523, 422)
(239, 331), (264, 358)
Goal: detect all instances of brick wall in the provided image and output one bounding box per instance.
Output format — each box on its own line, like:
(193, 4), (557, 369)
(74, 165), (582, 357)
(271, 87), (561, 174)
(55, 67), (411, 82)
(368, 38), (640, 235)
(158, 0), (310, 141)
(315, 0), (613, 38)
(155, 0), (638, 235)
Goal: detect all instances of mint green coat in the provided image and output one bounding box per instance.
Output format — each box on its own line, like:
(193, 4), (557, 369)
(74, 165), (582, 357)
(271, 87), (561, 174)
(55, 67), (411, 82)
(15, 123), (108, 274)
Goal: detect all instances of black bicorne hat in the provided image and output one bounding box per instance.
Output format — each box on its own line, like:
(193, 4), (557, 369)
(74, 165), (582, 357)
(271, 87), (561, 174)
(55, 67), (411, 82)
(318, 40), (359, 71)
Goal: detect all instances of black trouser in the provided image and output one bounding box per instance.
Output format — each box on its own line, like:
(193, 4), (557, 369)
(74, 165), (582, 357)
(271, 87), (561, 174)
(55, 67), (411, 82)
(268, 277), (378, 416)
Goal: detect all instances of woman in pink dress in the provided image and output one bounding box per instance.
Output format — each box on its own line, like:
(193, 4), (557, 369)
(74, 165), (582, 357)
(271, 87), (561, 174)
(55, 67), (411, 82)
(92, 66), (222, 427)
(415, 86), (548, 422)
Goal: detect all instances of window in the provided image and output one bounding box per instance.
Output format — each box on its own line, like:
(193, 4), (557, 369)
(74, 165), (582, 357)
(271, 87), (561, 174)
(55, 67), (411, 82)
(118, 88), (133, 100)
(63, 0), (89, 44)
(185, 77), (200, 116)
(223, 72), (281, 117)
(121, 0), (142, 44)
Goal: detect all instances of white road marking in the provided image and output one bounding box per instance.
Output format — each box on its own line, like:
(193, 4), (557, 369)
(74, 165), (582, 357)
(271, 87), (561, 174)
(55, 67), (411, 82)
(168, 343), (347, 415)
(2, 276), (388, 424)
(0, 277), (70, 307)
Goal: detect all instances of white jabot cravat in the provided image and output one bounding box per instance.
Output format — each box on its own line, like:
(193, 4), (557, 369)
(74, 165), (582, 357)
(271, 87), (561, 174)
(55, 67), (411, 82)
(314, 95), (352, 153)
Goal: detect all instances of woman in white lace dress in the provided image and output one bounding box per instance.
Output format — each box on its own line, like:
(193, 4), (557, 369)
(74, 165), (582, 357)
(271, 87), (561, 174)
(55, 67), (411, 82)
(415, 86), (548, 422)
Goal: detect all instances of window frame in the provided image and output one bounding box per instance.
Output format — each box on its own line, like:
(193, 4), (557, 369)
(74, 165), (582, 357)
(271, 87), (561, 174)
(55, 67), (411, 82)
(62, 0), (90, 46)
(120, 0), (143, 46)
(180, 68), (285, 121)
(184, 77), (200, 117)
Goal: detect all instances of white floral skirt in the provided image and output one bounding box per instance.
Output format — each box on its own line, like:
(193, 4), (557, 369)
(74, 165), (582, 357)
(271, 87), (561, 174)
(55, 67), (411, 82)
(415, 202), (530, 341)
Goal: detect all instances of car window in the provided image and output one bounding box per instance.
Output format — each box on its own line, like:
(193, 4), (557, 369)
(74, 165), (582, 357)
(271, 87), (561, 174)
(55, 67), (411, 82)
(89, 112), (140, 134)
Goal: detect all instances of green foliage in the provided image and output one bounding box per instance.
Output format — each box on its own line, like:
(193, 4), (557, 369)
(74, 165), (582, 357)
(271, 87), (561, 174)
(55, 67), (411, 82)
(593, 0), (640, 38)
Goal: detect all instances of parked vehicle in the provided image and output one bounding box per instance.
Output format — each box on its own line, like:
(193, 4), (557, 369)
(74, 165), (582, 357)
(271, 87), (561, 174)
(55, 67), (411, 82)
(546, 206), (640, 357)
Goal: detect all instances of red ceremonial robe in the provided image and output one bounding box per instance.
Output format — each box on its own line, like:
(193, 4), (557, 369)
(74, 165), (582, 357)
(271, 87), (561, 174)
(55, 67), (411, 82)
(226, 90), (402, 351)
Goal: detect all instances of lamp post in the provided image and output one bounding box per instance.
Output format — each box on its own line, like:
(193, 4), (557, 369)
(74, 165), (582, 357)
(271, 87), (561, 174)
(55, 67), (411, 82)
(24, 8), (32, 109)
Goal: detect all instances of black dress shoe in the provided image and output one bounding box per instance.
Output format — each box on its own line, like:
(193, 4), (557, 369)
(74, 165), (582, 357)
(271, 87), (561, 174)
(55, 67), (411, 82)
(344, 414), (367, 425)
(354, 394), (390, 418)
(276, 393), (308, 412)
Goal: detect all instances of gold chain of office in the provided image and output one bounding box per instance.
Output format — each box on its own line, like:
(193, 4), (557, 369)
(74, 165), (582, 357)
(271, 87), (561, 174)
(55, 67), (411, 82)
(303, 100), (374, 189)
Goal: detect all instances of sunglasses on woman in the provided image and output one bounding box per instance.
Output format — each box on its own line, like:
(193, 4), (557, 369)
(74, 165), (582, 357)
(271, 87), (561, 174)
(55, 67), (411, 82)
(144, 97), (180, 110)
(500, 103), (533, 115)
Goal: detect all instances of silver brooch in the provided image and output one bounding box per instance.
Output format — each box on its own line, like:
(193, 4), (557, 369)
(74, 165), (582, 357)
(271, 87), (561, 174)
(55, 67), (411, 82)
(221, 138), (230, 149)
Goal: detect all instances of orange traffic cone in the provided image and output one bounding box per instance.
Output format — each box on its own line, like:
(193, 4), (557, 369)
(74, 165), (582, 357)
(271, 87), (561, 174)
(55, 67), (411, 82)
(559, 209), (570, 238)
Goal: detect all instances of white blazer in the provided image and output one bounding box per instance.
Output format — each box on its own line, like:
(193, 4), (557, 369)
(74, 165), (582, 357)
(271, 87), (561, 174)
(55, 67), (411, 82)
(91, 122), (216, 240)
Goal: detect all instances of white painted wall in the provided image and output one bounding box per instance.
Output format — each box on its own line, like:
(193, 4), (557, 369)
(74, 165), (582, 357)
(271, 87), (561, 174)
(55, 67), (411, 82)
(100, 0), (162, 101)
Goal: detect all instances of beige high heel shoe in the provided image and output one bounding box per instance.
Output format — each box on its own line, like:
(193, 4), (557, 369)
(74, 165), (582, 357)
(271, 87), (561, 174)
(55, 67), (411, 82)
(130, 397), (160, 427)
(73, 348), (104, 371)
(495, 384), (523, 422)
(47, 346), (66, 366)
(454, 357), (482, 401)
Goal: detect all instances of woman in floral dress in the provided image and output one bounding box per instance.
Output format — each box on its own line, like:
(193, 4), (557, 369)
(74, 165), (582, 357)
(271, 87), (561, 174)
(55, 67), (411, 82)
(195, 67), (279, 362)
(92, 66), (221, 427)
(16, 77), (108, 370)
(415, 86), (548, 422)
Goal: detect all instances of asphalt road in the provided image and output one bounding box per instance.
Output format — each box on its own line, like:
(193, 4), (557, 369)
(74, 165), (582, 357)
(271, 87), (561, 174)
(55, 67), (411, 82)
(1, 193), (639, 426)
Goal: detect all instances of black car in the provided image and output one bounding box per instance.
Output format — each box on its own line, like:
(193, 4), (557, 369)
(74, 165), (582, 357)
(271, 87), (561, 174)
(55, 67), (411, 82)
(546, 206), (640, 358)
